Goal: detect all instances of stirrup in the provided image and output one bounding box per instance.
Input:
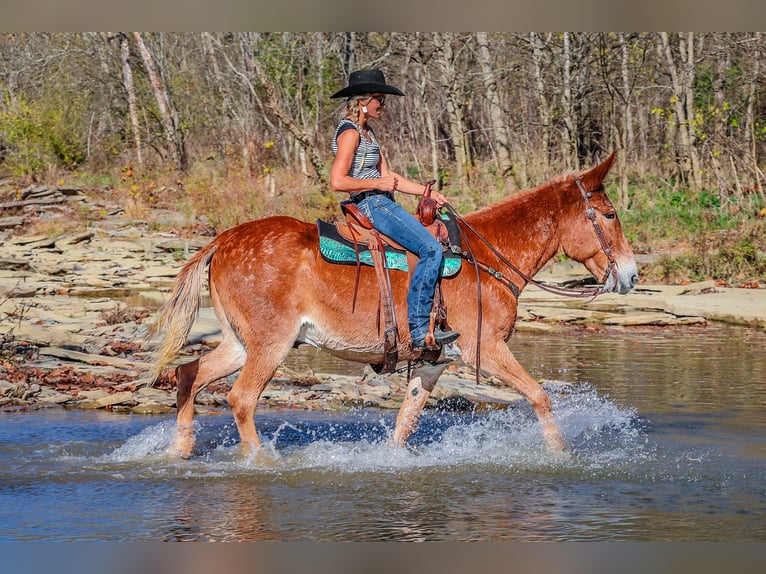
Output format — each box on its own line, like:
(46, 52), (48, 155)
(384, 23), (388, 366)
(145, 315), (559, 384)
(412, 327), (460, 350)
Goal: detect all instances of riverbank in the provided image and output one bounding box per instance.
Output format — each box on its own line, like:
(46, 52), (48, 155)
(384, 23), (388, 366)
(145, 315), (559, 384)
(2, 193), (764, 414)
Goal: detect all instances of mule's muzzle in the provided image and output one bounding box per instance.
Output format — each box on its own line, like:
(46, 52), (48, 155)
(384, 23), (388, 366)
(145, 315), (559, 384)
(609, 260), (639, 294)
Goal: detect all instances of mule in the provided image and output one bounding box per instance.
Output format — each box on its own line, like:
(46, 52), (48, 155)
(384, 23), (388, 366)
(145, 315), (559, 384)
(147, 152), (638, 458)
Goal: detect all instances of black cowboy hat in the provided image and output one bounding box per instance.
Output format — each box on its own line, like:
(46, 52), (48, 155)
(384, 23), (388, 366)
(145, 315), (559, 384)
(330, 69), (405, 99)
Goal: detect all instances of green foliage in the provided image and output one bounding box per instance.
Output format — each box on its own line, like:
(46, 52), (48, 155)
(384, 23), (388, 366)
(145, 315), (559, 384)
(406, 165), (422, 179)
(641, 220), (766, 284)
(0, 92), (87, 176)
(621, 179), (743, 247)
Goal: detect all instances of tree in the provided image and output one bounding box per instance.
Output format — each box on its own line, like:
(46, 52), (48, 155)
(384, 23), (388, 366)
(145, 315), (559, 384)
(475, 32), (513, 179)
(133, 32), (187, 171)
(117, 33), (142, 167)
(432, 32), (472, 187)
(659, 32), (702, 190)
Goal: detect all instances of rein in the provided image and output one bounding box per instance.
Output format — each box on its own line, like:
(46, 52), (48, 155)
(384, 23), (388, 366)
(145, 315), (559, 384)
(444, 177), (617, 300)
(442, 176), (618, 384)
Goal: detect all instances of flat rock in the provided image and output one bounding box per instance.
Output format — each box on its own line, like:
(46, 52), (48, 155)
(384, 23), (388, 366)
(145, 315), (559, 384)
(132, 403), (173, 415)
(36, 388), (74, 404)
(38, 347), (136, 369)
(602, 312), (707, 326)
(430, 376), (522, 406)
(96, 390), (135, 407)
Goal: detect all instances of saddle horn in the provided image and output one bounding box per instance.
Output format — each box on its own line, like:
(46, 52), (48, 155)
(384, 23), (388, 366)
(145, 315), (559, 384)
(416, 180), (438, 226)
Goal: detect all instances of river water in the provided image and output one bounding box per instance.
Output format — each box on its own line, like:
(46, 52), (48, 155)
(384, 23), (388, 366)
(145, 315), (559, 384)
(1, 325), (764, 541)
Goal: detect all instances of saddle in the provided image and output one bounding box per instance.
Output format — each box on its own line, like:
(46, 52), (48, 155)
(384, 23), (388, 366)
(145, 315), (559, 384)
(316, 182), (461, 373)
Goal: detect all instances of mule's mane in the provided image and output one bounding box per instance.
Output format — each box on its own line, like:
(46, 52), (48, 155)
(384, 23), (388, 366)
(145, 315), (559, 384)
(467, 171), (578, 223)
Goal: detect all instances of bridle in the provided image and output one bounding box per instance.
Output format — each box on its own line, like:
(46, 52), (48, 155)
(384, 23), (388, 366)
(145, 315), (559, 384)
(574, 177), (618, 289)
(445, 176), (618, 300)
(442, 176), (619, 382)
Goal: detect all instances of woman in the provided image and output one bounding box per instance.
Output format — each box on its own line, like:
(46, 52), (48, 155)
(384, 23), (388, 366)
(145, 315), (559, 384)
(329, 68), (459, 350)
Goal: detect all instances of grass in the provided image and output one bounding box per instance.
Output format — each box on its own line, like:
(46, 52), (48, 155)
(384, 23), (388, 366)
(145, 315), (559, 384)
(619, 180), (766, 285)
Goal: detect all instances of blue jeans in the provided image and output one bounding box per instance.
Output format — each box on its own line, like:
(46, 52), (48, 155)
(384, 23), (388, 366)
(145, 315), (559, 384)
(358, 193), (443, 341)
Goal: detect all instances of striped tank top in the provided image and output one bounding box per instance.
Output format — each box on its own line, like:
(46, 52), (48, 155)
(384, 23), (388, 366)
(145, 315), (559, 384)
(331, 119), (381, 180)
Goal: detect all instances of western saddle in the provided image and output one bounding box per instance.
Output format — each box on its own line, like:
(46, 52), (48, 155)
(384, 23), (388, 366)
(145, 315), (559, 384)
(338, 181), (452, 373)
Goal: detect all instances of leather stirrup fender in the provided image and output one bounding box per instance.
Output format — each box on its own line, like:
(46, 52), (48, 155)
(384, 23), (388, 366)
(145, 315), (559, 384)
(367, 231), (399, 372)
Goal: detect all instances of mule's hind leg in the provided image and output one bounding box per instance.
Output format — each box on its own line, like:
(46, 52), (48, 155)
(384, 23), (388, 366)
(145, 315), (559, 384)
(226, 355), (283, 454)
(171, 334), (246, 457)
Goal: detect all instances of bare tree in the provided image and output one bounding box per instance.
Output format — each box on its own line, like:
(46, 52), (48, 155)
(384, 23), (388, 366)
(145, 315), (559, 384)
(133, 32), (187, 171)
(432, 32), (472, 186)
(117, 33), (142, 167)
(529, 32), (554, 163)
(250, 55), (325, 182)
(475, 32), (513, 180)
(561, 32), (577, 169)
(744, 32), (765, 204)
(659, 32), (702, 190)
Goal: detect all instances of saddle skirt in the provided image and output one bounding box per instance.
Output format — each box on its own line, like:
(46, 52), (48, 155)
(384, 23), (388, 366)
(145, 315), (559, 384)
(316, 211), (462, 277)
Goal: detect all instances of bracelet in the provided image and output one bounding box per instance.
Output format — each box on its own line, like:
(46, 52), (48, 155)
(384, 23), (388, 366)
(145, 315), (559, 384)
(393, 177), (399, 191)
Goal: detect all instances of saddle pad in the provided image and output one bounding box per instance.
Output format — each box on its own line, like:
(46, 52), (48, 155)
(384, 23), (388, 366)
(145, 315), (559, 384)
(317, 213), (462, 278)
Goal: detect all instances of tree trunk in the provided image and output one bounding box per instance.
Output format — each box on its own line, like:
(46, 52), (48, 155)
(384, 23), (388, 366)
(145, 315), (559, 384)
(416, 62), (441, 187)
(745, 32), (765, 204)
(530, 33), (552, 164)
(710, 33), (729, 199)
(432, 32), (471, 187)
(133, 32), (186, 171)
(561, 32), (577, 169)
(659, 32), (702, 190)
(118, 33), (143, 167)
(475, 32), (512, 179)
(617, 32), (631, 208)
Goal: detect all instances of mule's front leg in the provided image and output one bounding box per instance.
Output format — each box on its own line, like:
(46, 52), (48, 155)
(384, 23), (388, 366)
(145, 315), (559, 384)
(391, 361), (451, 446)
(391, 376), (430, 446)
(226, 360), (279, 455)
(481, 343), (567, 453)
(514, 374), (566, 452)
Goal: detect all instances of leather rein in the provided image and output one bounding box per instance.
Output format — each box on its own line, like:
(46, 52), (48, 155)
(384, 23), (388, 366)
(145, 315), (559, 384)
(445, 176), (617, 300)
(442, 176), (618, 383)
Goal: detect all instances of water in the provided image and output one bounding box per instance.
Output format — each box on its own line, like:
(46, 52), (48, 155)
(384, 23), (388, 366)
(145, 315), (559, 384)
(1, 325), (764, 541)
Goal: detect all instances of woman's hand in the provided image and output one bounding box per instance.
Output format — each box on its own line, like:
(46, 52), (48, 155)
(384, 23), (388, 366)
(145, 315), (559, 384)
(378, 174), (399, 192)
(430, 190), (448, 207)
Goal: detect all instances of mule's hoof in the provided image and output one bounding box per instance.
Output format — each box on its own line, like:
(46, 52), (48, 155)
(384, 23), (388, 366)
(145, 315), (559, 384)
(243, 445), (279, 467)
(167, 438), (195, 459)
(548, 448), (573, 462)
(169, 427), (195, 459)
(544, 436), (568, 455)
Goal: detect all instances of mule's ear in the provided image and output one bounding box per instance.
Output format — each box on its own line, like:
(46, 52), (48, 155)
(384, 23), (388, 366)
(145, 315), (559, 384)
(583, 151), (617, 186)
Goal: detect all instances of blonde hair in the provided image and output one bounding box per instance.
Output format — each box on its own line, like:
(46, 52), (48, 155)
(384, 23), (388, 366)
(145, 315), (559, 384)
(339, 95), (371, 122)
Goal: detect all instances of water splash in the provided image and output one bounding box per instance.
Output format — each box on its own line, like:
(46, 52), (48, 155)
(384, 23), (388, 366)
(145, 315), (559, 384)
(105, 419), (178, 463)
(95, 382), (654, 479)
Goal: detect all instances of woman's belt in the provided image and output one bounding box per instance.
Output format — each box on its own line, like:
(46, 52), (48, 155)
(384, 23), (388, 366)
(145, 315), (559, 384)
(349, 190), (394, 204)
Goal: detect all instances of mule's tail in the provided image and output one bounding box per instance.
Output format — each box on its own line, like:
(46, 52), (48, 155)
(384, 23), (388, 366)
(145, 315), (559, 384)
(141, 241), (217, 386)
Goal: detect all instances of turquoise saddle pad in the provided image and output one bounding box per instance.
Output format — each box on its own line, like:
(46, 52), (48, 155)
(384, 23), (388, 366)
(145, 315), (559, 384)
(316, 212), (462, 278)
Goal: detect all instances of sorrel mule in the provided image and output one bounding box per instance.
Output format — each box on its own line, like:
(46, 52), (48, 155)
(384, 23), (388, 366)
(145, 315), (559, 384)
(147, 152), (638, 458)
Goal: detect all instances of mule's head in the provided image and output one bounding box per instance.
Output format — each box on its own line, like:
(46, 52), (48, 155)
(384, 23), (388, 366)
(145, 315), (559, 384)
(560, 152), (638, 294)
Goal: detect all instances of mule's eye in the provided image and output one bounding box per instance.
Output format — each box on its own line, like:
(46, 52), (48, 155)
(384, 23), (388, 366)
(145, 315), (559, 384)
(603, 212), (616, 220)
